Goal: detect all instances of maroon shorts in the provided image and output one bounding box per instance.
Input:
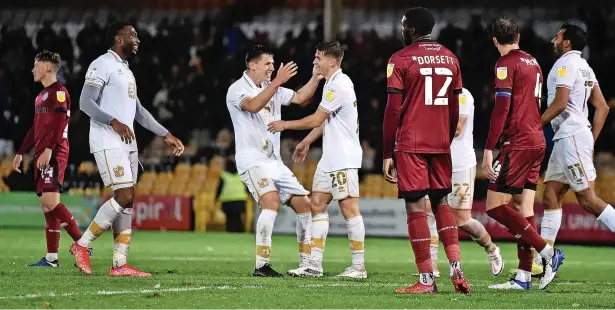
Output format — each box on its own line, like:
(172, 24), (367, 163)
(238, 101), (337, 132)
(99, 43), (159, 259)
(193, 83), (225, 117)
(395, 152), (452, 201)
(488, 147), (545, 195)
(34, 156), (67, 196)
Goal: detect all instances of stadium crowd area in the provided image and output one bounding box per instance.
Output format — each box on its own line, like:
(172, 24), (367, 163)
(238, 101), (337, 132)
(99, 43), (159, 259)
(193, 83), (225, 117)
(1, 5), (615, 202)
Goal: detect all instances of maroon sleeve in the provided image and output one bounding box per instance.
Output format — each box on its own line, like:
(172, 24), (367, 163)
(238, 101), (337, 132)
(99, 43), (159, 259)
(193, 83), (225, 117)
(45, 89), (70, 150)
(382, 92), (402, 159)
(17, 126), (34, 155)
(386, 53), (404, 93)
(485, 59), (514, 150)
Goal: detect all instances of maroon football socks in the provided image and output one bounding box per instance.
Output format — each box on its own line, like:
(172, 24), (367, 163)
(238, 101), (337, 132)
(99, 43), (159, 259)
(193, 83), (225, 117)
(433, 204), (461, 263)
(487, 204), (547, 252)
(407, 212), (433, 274)
(50, 203), (83, 241)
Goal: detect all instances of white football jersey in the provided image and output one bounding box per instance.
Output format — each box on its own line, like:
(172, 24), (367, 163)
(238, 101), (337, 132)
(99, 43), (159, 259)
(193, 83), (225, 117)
(317, 69), (362, 172)
(546, 50), (597, 140)
(226, 72), (296, 174)
(451, 88), (476, 172)
(84, 50), (138, 153)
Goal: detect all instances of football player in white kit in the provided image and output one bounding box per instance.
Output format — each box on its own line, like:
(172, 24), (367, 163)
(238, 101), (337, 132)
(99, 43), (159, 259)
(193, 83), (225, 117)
(419, 88), (504, 278)
(226, 45), (323, 277)
(539, 21), (614, 261)
(268, 41), (366, 279)
(70, 22), (185, 276)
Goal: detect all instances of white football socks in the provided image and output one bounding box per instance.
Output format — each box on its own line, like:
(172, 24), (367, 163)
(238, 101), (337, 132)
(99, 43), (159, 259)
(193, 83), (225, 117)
(46, 253), (58, 262)
(597, 204), (615, 233)
(255, 209), (277, 268)
(541, 209), (562, 245)
(310, 213), (329, 269)
(296, 213), (312, 267)
(78, 197), (122, 248)
(112, 208), (133, 268)
(346, 216), (365, 267)
(427, 213), (439, 270)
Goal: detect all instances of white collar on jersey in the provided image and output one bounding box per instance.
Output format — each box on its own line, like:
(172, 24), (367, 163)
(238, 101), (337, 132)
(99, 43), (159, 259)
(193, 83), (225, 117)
(242, 71), (265, 89)
(325, 69), (342, 85)
(107, 50), (129, 65)
(561, 50), (582, 58)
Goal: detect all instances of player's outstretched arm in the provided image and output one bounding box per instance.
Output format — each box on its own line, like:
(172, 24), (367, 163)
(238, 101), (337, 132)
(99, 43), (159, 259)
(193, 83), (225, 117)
(241, 62), (298, 113)
(541, 87), (570, 127)
(292, 125), (323, 163)
(268, 109), (328, 133)
(290, 67), (324, 106)
(135, 97), (169, 137)
(455, 117), (468, 137)
(589, 84), (609, 142)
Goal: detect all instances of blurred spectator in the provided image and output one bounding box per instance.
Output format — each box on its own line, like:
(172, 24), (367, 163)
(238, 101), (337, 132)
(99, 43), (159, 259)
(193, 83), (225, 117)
(216, 156), (248, 233)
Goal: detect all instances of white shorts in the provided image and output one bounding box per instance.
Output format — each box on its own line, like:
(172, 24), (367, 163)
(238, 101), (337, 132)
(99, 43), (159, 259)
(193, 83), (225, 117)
(240, 161), (309, 206)
(545, 128), (596, 192)
(447, 165), (476, 210)
(312, 168), (359, 201)
(93, 148), (139, 190)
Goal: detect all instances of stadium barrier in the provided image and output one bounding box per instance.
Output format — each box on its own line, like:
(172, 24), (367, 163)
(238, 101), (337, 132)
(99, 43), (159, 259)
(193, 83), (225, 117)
(267, 199), (615, 245)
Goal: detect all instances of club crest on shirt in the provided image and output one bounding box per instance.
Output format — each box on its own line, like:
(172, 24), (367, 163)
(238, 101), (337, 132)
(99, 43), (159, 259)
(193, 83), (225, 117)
(86, 67), (96, 79)
(557, 65), (567, 77)
(56, 91), (66, 103)
(113, 165), (125, 178)
(496, 67), (507, 80)
(324, 88), (335, 101)
(42, 92), (48, 101)
(257, 178), (269, 188)
(386, 63), (394, 78)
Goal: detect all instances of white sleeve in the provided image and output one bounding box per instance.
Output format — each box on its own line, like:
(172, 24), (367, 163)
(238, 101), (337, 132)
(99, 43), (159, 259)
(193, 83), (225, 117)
(84, 59), (110, 88)
(318, 84), (344, 114)
(459, 88), (474, 117)
(275, 87), (296, 106)
(226, 86), (251, 110)
(555, 60), (575, 90)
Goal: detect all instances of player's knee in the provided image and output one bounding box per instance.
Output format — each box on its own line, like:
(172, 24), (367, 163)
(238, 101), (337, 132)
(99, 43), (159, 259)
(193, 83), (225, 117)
(289, 195), (311, 214)
(39, 193), (60, 211)
(114, 187), (135, 209)
(339, 198), (360, 219)
(260, 192), (281, 211)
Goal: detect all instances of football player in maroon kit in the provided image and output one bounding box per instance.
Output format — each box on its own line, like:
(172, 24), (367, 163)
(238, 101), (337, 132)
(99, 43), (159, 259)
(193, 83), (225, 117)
(483, 17), (564, 290)
(383, 7), (470, 295)
(13, 50), (85, 268)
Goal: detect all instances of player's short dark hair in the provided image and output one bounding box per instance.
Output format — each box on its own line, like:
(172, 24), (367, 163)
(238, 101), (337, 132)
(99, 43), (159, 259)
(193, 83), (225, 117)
(561, 20), (587, 51)
(491, 17), (520, 45)
(316, 41), (344, 60)
(402, 7), (435, 37)
(245, 44), (275, 67)
(34, 50), (61, 68)
(106, 21), (132, 47)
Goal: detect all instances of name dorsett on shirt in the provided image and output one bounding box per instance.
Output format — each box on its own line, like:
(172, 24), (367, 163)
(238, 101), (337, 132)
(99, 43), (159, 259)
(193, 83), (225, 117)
(547, 50), (597, 140)
(226, 72), (296, 174)
(84, 50), (138, 153)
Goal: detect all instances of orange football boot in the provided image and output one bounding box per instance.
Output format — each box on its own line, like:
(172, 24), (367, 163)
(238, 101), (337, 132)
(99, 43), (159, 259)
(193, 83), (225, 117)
(70, 242), (92, 275)
(395, 281), (438, 294)
(451, 269), (471, 294)
(109, 265), (152, 277)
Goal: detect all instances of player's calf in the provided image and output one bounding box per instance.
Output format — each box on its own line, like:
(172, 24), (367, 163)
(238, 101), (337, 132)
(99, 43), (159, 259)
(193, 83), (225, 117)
(575, 189), (615, 233)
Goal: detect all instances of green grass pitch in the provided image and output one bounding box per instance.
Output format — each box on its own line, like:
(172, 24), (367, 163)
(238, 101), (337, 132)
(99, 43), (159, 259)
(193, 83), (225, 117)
(0, 229), (614, 308)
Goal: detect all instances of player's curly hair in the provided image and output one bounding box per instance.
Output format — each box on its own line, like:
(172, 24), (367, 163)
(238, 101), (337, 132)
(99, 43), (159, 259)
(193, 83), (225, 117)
(402, 7), (435, 37)
(34, 50), (61, 68)
(316, 41), (344, 60)
(245, 44), (275, 67)
(561, 20), (588, 51)
(491, 17), (520, 45)
(106, 21), (132, 47)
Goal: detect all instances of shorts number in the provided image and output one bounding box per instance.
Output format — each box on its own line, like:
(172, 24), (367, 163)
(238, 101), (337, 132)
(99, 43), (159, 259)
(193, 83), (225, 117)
(567, 163), (585, 184)
(330, 171), (347, 188)
(453, 183), (471, 202)
(534, 72), (542, 106)
(420, 67), (453, 106)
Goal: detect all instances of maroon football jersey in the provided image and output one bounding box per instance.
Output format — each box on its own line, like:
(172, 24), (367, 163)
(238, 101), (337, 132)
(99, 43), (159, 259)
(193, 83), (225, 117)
(492, 50), (545, 150)
(33, 82), (70, 157)
(387, 40), (463, 154)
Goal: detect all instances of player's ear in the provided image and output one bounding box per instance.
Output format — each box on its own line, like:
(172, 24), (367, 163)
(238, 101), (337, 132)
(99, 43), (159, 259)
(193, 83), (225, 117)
(492, 37), (498, 47)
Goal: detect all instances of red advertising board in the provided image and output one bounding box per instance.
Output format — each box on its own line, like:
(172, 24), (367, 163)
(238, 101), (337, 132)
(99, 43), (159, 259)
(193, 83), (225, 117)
(460, 201), (615, 244)
(131, 196), (193, 231)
